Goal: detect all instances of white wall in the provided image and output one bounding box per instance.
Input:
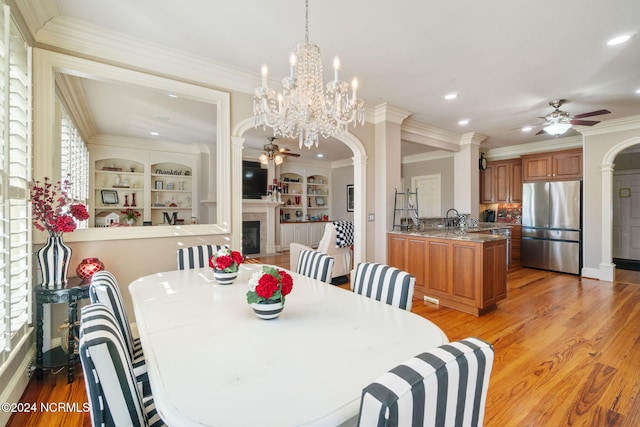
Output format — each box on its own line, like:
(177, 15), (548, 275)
(331, 164), (355, 221)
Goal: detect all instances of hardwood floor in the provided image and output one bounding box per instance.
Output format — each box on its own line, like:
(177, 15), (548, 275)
(8, 259), (640, 427)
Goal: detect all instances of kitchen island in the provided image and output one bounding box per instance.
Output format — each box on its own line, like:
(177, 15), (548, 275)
(388, 226), (508, 315)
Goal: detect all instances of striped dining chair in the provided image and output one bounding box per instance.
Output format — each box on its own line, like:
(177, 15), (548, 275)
(177, 244), (227, 270)
(351, 262), (416, 311)
(79, 304), (165, 427)
(296, 249), (335, 284)
(89, 271), (148, 391)
(358, 337), (494, 427)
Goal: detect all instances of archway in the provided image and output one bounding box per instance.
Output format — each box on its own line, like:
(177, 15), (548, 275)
(600, 136), (640, 281)
(231, 118), (367, 264)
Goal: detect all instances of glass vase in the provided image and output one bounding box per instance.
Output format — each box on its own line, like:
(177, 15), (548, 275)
(36, 236), (72, 289)
(76, 257), (105, 282)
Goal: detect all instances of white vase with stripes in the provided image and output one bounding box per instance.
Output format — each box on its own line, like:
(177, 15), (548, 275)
(36, 236), (72, 289)
(213, 269), (238, 285)
(250, 299), (284, 320)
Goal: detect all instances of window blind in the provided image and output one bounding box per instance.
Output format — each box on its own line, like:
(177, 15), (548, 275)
(0, 3), (31, 365)
(60, 108), (89, 229)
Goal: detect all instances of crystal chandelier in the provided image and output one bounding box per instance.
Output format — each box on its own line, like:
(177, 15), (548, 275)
(253, 0), (364, 149)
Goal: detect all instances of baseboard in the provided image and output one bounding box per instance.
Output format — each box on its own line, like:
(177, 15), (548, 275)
(0, 332), (35, 427)
(614, 258), (640, 271)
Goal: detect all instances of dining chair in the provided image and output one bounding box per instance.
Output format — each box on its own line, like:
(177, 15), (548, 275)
(357, 337), (494, 427)
(177, 244), (227, 270)
(296, 249), (335, 284)
(89, 271), (148, 389)
(351, 262), (416, 311)
(79, 304), (166, 427)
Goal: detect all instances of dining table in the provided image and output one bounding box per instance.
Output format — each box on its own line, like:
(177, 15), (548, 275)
(129, 263), (448, 426)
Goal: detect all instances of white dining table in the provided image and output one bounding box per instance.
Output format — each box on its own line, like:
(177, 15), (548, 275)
(129, 264), (448, 427)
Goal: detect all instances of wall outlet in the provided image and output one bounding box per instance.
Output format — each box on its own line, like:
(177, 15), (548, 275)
(368, 213), (375, 222)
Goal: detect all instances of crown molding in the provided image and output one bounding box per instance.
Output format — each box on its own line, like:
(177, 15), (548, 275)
(485, 135), (583, 160)
(10, 0), (58, 42)
(402, 150), (454, 165)
(89, 134), (201, 154)
(578, 115), (640, 137)
(460, 131), (488, 146)
(401, 118), (462, 147)
(373, 103), (412, 124)
(331, 158), (354, 169)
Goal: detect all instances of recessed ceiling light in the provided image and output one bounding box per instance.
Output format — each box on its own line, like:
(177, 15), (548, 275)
(444, 93), (458, 100)
(458, 119), (469, 125)
(607, 34), (633, 46)
(522, 126), (533, 132)
(150, 131), (159, 136)
(316, 153), (324, 158)
(167, 93), (178, 98)
(636, 88), (640, 94)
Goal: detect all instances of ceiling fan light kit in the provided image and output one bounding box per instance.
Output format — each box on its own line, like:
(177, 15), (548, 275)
(538, 99), (610, 136)
(259, 137), (300, 165)
(253, 0), (364, 150)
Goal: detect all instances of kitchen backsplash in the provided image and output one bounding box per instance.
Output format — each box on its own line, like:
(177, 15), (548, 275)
(497, 204), (522, 224)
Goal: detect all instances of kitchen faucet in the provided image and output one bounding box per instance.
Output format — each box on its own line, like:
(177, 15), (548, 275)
(445, 208), (459, 228)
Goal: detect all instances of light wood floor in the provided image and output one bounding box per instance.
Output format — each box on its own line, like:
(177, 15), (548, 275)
(8, 257), (640, 427)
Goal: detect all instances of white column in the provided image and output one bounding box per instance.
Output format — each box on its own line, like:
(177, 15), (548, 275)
(231, 136), (245, 251)
(453, 132), (486, 217)
(352, 153), (367, 265)
(599, 162), (615, 281)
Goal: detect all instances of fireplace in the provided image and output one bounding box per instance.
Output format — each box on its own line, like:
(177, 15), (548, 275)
(242, 221), (261, 255)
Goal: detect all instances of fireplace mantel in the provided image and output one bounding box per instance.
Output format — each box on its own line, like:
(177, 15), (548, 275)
(242, 200), (283, 254)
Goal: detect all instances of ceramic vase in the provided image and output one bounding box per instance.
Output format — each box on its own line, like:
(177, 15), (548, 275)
(36, 236), (72, 289)
(251, 299), (284, 320)
(76, 257), (105, 281)
(126, 218), (135, 226)
(213, 269), (238, 285)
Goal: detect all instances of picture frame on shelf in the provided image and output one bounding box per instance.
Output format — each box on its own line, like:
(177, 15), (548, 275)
(347, 185), (354, 212)
(315, 196), (325, 206)
(155, 180), (164, 190)
(101, 190), (119, 205)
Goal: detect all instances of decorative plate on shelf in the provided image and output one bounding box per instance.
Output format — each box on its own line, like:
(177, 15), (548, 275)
(295, 210), (303, 217)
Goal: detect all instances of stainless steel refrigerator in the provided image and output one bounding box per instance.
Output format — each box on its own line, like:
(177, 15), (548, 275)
(521, 180), (582, 274)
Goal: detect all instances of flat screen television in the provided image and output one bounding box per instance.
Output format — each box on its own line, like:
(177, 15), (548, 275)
(242, 161), (268, 199)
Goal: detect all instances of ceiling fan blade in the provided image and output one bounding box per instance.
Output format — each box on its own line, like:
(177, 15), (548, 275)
(570, 119), (600, 126)
(535, 129), (546, 135)
(573, 109), (611, 119)
(281, 152), (300, 157)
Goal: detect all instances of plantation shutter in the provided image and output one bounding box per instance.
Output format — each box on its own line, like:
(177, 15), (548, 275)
(60, 109), (89, 228)
(0, 3), (31, 363)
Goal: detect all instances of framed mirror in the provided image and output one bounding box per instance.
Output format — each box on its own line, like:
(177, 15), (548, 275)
(33, 49), (231, 242)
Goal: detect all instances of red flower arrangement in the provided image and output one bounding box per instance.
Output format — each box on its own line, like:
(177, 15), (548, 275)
(246, 265), (294, 304)
(30, 177), (89, 236)
(121, 208), (141, 222)
(209, 247), (244, 273)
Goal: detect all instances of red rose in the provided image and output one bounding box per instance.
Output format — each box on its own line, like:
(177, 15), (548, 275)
(256, 274), (279, 298)
(279, 270), (294, 296)
(231, 251), (244, 266)
(215, 255), (234, 270)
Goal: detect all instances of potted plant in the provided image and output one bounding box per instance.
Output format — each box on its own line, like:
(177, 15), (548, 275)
(121, 208), (141, 225)
(30, 177), (90, 288)
(209, 247), (244, 284)
(246, 266), (294, 319)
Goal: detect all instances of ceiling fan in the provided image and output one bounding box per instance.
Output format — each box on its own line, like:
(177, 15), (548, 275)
(537, 99), (611, 136)
(259, 137), (300, 165)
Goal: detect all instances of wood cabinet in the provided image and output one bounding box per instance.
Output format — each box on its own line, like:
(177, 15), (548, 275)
(522, 148), (582, 182)
(510, 225), (522, 266)
(388, 233), (507, 315)
(481, 159), (522, 203)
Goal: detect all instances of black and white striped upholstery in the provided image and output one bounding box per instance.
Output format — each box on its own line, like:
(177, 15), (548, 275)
(351, 262), (416, 311)
(79, 304), (165, 427)
(358, 337), (494, 427)
(296, 249), (335, 284)
(177, 244), (227, 270)
(89, 271), (147, 389)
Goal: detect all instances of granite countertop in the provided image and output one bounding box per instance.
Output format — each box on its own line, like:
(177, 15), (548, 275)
(388, 223), (513, 242)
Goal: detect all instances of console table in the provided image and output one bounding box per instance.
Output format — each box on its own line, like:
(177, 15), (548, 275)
(34, 277), (90, 383)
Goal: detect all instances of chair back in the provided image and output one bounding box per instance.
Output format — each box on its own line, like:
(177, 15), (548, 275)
(358, 337), (494, 427)
(89, 271), (137, 359)
(177, 244), (226, 270)
(296, 249), (335, 283)
(351, 262), (415, 311)
(79, 303), (148, 427)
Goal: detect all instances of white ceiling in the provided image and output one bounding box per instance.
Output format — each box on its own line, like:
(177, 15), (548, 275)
(52, 0), (640, 162)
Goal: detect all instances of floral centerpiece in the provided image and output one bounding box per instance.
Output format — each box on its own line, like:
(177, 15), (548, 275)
(121, 208), (141, 224)
(209, 247), (244, 284)
(30, 177), (89, 288)
(246, 266), (294, 319)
